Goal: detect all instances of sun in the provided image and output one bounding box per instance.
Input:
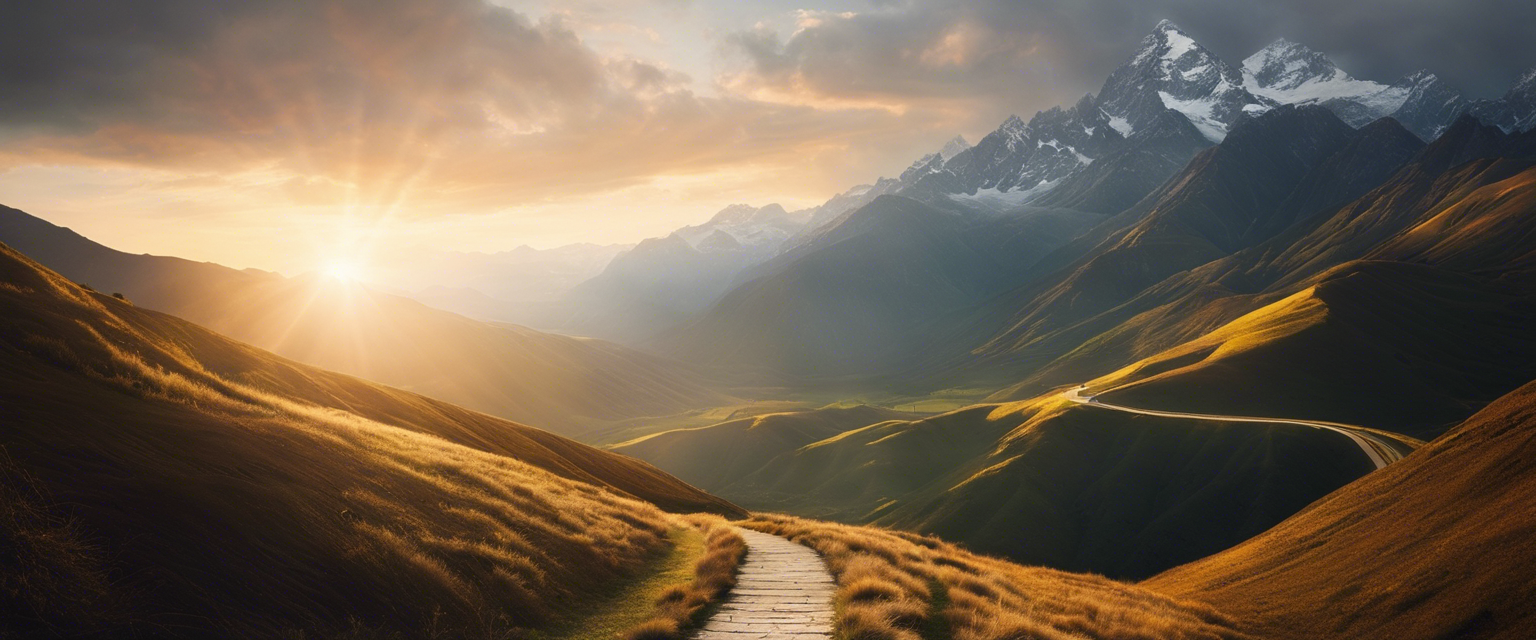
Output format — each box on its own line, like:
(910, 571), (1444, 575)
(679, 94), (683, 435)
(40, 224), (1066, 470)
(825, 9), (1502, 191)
(323, 261), (362, 282)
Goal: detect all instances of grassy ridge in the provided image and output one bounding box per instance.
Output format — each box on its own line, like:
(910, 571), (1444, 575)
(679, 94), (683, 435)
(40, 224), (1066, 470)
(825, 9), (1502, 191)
(0, 242), (734, 637)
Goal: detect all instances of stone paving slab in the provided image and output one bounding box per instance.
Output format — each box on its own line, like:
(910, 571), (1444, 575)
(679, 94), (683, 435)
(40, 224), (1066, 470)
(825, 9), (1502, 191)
(693, 528), (836, 640)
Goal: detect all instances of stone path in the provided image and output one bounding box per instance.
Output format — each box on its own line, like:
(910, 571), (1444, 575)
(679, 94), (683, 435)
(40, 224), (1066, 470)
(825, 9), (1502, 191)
(694, 528), (835, 639)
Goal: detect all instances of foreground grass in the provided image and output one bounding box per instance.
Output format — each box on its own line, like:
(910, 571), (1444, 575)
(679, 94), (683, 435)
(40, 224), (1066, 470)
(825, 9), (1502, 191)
(533, 526), (705, 640)
(745, 514), (1253, 640)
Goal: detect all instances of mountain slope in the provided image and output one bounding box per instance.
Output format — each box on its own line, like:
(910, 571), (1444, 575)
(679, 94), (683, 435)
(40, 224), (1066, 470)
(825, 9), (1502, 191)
(663, 196), (1103, 378)
(0, 205), (727, 435)
(1146, 377), (1536, 639)
(1093, 260), (1536, 437)
(0, 242), (740, 637)
(979, 117), (1535, 424)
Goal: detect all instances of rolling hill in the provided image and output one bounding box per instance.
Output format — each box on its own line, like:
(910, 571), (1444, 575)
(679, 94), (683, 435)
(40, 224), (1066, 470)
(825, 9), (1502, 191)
(1146, 377), (1536, 639)
(617, 393), (1375, 580)
(0, 241), (742, 637)
(0, 205), (727, 435)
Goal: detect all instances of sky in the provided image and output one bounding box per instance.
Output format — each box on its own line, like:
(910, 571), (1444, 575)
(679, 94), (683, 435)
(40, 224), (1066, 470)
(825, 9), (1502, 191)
(1, 0), (1533, 275)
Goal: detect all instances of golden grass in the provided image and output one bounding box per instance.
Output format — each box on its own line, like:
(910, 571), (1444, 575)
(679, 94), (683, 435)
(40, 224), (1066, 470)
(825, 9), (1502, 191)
(744, 514), (1254, 640)
(0, 243), (705, 636)
(621, 514), (747, 640)
(1146, 378), (1536, 639)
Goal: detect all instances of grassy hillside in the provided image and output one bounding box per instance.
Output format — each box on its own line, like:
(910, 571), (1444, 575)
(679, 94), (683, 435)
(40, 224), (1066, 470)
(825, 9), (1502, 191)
(1146, 378), (1536, 639)
(620, 393), (1373, 580)
(0, 205), (727, 435)
(745, 514), (1252, 640)
(0, 242), (741, 637)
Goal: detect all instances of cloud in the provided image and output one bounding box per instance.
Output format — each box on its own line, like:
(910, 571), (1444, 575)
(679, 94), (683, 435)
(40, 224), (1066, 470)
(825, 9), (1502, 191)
(0, 0), (909, 217)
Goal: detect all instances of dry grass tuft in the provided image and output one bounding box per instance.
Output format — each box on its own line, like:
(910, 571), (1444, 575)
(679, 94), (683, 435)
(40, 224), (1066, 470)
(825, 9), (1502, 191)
(745, 514), (1255, 640)
(621, 514), (747, 640)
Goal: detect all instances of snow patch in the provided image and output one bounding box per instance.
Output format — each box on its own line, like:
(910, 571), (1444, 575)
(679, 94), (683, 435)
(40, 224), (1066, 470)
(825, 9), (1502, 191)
(1106, 114), (1134, 136)
(1158, 90), (1228, 142)
(948, 179), (1061, 208)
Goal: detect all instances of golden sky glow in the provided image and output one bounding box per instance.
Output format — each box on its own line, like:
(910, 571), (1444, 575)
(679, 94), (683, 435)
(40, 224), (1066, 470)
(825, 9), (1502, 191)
(3, 0), (1527, 276)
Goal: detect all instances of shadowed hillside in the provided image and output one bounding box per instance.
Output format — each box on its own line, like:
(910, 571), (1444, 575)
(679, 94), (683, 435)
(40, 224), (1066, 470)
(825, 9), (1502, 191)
(612, 405), (914, 493)
(0, 242), (741, 637)
(620, 394), (1373, 580)
(1093, 260), (1536, 437)
(0, 206), (727, 436)
(1147, 378), (1536, 639)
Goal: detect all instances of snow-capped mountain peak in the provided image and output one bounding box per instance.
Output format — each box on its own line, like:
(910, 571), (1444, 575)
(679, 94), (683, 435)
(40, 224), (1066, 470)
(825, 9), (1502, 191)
(1240, 38), (1404, 116)
(1099, 20), (1269, 142)
(1511, 66), (1536, 97)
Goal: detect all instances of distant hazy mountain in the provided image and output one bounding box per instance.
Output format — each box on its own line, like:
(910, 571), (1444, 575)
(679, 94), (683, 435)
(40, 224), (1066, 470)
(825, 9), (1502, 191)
(661, 196), (1106, 378)
(377, 243), (628, 323)
(553, 202), (812, 343)
(0, 206), (726, 435)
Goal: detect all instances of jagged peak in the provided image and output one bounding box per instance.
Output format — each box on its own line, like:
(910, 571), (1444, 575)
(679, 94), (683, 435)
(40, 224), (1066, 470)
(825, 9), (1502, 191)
(1511, 66), (1536, 95)
(1153, 19), (1180, 32)
(938, 135), (971, 160)
(1000, 114), (1027, 132)
(1399, 69), (1439, 85)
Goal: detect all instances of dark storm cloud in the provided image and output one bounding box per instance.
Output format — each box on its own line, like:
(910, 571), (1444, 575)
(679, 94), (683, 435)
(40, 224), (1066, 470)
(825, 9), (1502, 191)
(730, 0), (1536, 123)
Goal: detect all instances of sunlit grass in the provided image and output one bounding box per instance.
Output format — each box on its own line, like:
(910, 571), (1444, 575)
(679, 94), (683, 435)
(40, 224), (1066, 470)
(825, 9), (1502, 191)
(744, 514), (1254, 640)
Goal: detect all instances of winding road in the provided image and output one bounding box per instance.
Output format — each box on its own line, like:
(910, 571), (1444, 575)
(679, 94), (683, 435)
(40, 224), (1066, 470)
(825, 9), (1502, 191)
(694, 528), (835, 639)
(1063, 385), (1415, 470)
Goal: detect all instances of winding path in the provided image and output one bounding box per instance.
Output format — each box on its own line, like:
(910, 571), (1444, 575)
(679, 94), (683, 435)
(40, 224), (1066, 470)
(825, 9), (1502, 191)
(694, 528), (835, 640)
(1063, 385), (1416, 470)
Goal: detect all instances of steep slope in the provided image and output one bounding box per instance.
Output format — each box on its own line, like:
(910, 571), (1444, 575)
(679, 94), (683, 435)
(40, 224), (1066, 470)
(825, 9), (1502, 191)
(664, 196), (1103, 378)
(0, 205), (726, 435)
(1147, 378), (1536, 640)
(1098, 20), (1271, 143)
(1094, 260), (1536, 437)
(972, 106), (1360, 372)
(0, 242), (740, 637)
